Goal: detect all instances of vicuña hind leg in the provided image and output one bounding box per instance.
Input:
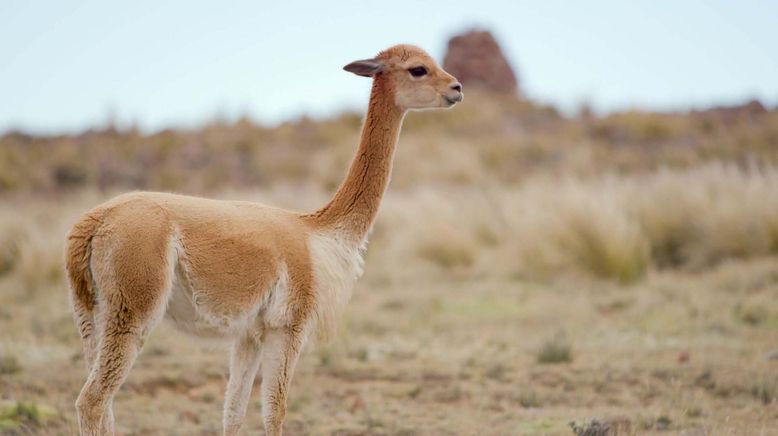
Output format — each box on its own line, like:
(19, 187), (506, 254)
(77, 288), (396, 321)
(223, 333), (262, 436)
(76, 307), (144, 435)
(76, 270), (171, 434)
(260, 327), (306, 436)
(75, 207), (175, 435)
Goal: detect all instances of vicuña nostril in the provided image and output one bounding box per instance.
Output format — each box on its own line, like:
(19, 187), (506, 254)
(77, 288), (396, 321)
(450, 83), (462, 92)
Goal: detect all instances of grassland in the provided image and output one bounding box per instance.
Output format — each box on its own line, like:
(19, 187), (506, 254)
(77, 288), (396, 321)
(0, 94), (777, 435)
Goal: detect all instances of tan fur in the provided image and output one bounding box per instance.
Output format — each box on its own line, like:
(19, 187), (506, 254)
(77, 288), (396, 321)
(64, 44), (462, 436)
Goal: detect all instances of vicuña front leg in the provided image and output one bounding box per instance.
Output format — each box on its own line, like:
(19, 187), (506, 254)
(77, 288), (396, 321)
(223, 334), (262, 436)
(259, 327), (305, 436)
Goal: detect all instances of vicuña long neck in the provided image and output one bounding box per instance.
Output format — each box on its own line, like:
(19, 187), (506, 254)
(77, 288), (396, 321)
(307, 78), (405, 241)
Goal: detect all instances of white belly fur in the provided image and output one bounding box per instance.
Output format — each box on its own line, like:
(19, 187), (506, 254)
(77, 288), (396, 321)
(165, 260), (229, 339)
(163, 231), (364, 343)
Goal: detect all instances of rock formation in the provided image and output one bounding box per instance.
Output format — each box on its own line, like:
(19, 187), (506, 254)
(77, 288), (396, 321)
(443, 30), (520, 95)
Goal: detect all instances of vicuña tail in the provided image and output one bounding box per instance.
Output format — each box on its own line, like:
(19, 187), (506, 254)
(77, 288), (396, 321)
(65, 209), (105, 370)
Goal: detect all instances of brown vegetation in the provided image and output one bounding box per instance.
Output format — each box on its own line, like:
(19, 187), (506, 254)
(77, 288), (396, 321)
(2, 93), (776, 195)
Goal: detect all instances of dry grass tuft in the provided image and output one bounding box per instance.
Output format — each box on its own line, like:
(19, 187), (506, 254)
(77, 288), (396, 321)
(509, 181), (650, 282)
(536, 335), (573, 364)
(0, 354), (21, 375)
(372, 163), (778, 282)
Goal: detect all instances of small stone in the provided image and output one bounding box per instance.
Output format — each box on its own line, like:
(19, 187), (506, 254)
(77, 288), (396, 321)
(655, 416), (672, 430)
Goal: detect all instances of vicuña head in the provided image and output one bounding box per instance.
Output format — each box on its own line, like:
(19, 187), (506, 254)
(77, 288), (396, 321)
(344, 44), (463, 110)
(65, 44), (459, 436)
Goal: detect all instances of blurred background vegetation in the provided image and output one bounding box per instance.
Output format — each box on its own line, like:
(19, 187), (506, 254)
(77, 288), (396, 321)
(2, 92), (775, 196)
(2, 87), (777, 283)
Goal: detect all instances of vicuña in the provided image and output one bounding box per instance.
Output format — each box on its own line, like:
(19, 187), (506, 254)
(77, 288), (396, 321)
(65, 44), (462, 435)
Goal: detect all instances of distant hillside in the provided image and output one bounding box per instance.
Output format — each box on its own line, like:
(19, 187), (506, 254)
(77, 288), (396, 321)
(1, 93), (776, 195)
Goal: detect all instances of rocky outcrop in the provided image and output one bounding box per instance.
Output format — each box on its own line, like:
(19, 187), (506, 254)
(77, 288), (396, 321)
(443, 30), (520, 95)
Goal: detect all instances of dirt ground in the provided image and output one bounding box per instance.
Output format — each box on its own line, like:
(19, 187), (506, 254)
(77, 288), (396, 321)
(1, 238), (777, 435)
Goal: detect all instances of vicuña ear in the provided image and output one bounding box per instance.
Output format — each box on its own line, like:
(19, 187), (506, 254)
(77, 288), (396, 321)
(343, 59), (384, 77)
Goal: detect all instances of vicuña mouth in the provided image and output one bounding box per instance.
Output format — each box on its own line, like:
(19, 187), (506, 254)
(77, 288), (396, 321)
(444, 95), (460, 105)
(444, 93), (463, 105)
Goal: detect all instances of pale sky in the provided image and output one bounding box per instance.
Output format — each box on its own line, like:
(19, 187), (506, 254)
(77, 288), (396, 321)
(2, 0), (777, 133)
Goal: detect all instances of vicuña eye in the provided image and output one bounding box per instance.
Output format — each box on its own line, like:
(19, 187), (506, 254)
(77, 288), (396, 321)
(408, 66), (428, 77)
